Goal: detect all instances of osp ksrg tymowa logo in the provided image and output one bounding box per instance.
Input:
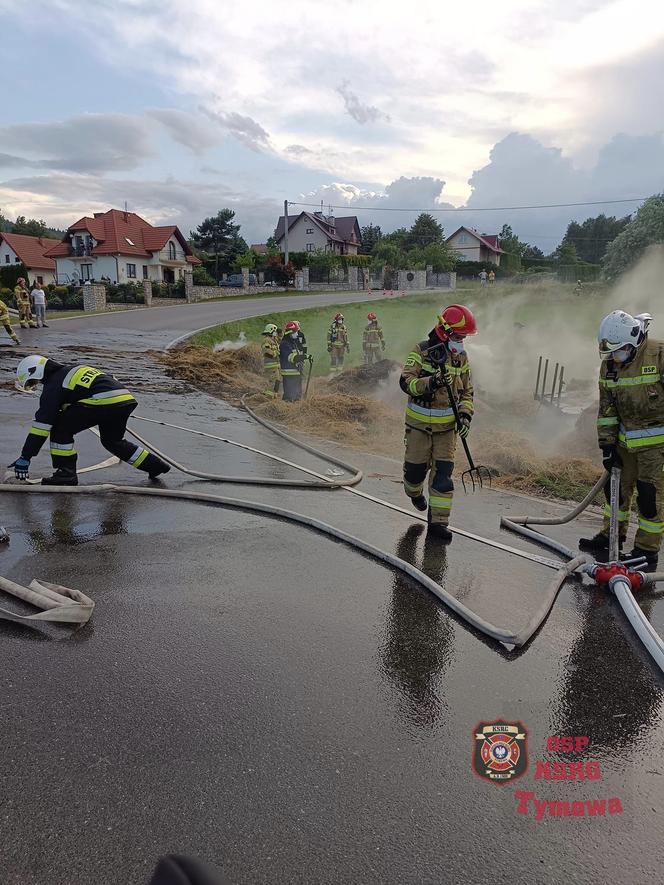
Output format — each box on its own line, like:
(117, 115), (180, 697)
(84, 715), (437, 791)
(473, 720), (529, 785)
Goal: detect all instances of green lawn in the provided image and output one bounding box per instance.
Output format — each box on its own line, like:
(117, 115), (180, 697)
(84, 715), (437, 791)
(191, 280), (615, 378)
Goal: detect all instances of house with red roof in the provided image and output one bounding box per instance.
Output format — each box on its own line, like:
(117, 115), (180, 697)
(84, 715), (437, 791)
(275, 211), (361, 256)
(0, 232), (60, 285)
(45, 209), (201, 285)
(446, 226), (504, 266)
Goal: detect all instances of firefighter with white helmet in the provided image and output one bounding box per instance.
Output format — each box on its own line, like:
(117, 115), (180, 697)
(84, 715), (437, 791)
(9, 355), (171, 485)
(261, 323), (281, 398)
(579, 309), (663, 568)
(399, 304), (476, 541)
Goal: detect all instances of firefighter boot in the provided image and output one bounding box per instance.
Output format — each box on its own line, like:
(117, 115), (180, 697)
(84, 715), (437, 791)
(137, 452), (171, 481)
(579, 532), (623, 558)
(427, 522), (453, 542)
(42, 467), (78, 486)
(411, 494), (427, 512)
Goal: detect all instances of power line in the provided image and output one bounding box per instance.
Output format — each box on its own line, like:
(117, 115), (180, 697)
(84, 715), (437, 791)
(288, 197), (646, 213)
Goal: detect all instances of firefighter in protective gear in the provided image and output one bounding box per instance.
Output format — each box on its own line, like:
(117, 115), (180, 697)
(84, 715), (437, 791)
(399, 305), (476, 541)
(327, 313), (349, 372)
(363, 312), (385, 365)
(9, 355), (171, 486)
(580, 310), (664, 569)
(280, 321), (305, 402)
(261, 323), (281, 398)
(0, 297), (20, 344)
(14, 278), (36, 329)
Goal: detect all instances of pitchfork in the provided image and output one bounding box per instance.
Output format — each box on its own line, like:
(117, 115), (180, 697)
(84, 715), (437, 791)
(426, 344), (492, 493)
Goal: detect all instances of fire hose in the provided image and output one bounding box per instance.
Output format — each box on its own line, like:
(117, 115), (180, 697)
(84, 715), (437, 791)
(501, 467), (664, 675)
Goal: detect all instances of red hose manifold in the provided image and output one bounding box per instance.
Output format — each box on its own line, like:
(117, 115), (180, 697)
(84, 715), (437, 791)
(591, 563), (645, 592)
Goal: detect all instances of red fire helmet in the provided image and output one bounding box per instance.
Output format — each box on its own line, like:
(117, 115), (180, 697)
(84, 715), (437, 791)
(367, 312), (377, 321)
(436, 304), (477, 341)
(284, 321), (299, 333)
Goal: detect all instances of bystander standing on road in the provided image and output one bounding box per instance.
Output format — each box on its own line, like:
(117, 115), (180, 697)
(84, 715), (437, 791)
(478, 269), (487, 286)
(30, 284), (48, 327)
(488, 270), (495, 285)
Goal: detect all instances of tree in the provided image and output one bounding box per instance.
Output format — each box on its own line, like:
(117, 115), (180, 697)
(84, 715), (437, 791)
(561, 214), (631, 265)
(13, 216), (48, 237)
(406, 213), (444, 249)
(360, 223), (382, 254)
(603, 195), (664, 279)
(190, 209), (242, 280)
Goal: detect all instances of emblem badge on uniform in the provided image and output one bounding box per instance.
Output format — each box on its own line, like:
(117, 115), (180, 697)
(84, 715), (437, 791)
(472, 720), (528, 784)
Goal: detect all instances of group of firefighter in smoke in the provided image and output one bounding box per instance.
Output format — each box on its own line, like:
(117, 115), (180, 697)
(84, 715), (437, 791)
(8, 303), (664, 567)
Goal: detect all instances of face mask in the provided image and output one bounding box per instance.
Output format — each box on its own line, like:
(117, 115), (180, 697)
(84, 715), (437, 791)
(612, 346), (632, 364)
(448, 337), (466, 357)
(290, 331), (298, 339)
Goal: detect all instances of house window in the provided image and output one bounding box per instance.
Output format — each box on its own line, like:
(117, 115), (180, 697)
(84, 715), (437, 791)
(168, 241), (176, 260)
(36, 276), (43, 285)
(306, 228), (314, 234)
(458, 234), (469, 244)
(306, 243), (314, 252)
(15, 255), (21, 263)
(143, 265), (149, 279)
(4, 254), (8, 263)
(127, 263), (137, 278)
(81, 264), (93, 281)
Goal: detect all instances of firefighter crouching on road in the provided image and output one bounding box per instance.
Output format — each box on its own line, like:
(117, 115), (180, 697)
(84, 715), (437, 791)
(9, 355), (171, 486)
(280, 321), (306, 402)
(261, 323), (281, 398)
(363, 312), (385, 365)
(580, 310), (664, 569)
(14, 278), (36, 329)
(399, 304), (476, 541)
(1, 297), (20, 344)
(327, 313), (349, 372)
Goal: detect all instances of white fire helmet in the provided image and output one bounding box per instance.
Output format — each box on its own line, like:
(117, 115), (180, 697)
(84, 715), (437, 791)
(598, 311), (648, 361)
(15, 354), (47, 392)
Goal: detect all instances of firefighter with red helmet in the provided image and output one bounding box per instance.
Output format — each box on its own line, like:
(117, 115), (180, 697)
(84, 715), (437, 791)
(399, 304), (476, 541)
(280, 320), (306, 401)
(363, 312), (385, 365)
(327, 312), (350, 372)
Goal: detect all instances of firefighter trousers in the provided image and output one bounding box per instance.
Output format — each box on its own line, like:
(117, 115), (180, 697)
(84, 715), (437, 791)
(264, 366), (281, 398)
(49, 401), (156, 473)
(18, 303), (36, 328)
(364, 347), (381, 365)
(2, 319), (19, 343)
(403, 427), (457, 525)
(282, 373), (302, 402)
(330, 346), (346, 371)
(602, 446), (664, 552)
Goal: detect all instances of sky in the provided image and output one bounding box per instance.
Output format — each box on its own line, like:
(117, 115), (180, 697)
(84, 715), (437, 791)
(0, 0), (663, 250)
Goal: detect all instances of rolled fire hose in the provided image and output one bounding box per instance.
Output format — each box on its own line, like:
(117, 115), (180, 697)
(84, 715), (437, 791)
(0, 481), (566, 649)
(0, 575), (93, 625)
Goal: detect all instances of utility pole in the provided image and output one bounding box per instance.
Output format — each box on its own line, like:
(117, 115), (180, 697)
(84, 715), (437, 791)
(283, 199), (289, 265)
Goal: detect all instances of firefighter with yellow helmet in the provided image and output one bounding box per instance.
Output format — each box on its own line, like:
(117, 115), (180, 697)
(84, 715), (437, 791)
(399, 304), (476, 541)
(14, 278), (36, 328)
(261, 323), (281, 398)
(580, 310), (664, 569)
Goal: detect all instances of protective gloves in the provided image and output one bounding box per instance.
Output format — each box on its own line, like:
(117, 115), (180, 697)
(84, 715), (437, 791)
(601, 445), (621, 472)
(429, 370), (452, 391)
(458, 415), (472, 439)
(9, 457), (30, 481)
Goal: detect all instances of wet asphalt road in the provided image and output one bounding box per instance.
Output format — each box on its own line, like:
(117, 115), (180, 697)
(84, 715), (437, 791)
(0, 304), (663, 885)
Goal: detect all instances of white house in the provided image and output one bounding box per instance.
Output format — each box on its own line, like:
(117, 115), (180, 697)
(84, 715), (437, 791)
(275, 211), (361, 255)
(0, 232), (59, 285)
(46, 209), (201, 284)
(446, 226), (504, 266)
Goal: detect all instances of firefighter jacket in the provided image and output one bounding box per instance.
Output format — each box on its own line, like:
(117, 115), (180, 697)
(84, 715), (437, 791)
(598, 337), (664, 451)
(363, 322), (384, 349)
(21, 362), (136, 459)
(295, 330), (307, 355)
(261, 336), (279, 370)
(400, 332), (473, 433)
(327, 322), (349, 349)
(279, 335), (304, 377)
(0, 299), (11, 322)
(14, 285), (30, 307)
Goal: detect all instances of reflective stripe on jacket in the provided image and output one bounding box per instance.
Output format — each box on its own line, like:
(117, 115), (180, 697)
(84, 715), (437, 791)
(597, 338), (664, 450)
(363, 323), (384, 348)
(400, 335), (473, 432)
